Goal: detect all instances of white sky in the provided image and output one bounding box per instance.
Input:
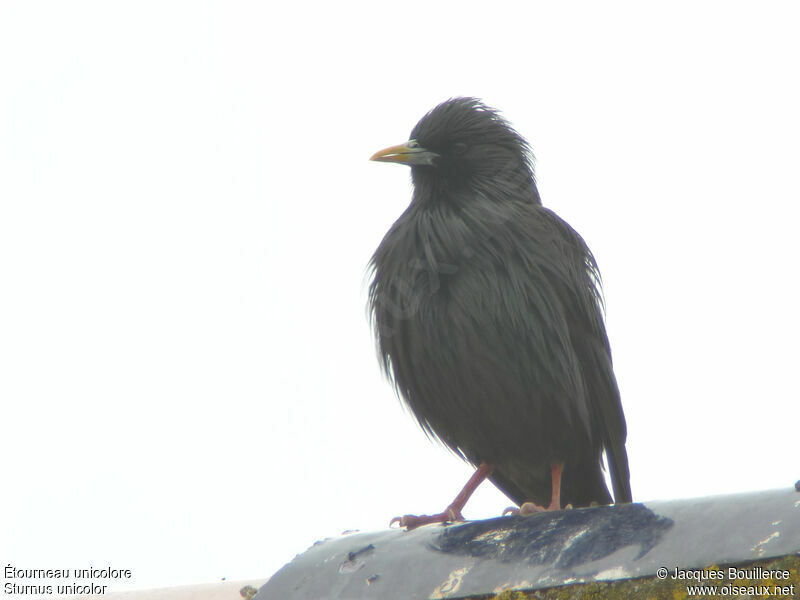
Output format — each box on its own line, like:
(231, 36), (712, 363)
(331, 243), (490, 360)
(1, 0), (799, 593)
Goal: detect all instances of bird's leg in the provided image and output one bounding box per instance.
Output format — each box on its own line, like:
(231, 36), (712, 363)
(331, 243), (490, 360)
(504, 462), (566, 516)
(390, 462), (495, 529)
(520, 461), (563, 513)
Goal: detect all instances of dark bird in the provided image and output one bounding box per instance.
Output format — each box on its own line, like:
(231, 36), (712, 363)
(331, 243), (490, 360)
(368, 98), (632, 528)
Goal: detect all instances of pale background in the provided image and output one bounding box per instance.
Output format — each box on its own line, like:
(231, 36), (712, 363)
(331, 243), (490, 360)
(1, 0), (798, 592)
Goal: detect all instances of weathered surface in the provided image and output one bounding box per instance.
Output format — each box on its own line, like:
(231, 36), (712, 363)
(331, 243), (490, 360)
(255, 487), (800, 599)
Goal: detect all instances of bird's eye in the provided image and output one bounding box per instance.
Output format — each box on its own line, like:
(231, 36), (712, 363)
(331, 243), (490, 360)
(407, 139), (419, 148)
(452, 142), (467, 155)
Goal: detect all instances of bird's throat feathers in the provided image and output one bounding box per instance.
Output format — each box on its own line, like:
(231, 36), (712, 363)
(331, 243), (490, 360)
(385, 191), (526, 299)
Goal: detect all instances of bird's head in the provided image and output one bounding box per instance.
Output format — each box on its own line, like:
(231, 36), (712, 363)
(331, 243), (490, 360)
(371, 97), (538, 202)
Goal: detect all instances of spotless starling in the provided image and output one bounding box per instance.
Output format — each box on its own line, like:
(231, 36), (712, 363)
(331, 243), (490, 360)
(369, 98), (631, 528)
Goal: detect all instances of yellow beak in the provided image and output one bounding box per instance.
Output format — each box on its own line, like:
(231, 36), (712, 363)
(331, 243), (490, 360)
(370, 140), (439, 166)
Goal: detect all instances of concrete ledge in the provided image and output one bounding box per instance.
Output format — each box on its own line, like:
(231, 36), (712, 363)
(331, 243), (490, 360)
(255, 487), (800, 599)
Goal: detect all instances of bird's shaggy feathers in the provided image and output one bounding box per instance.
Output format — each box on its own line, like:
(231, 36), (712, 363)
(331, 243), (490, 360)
(369, 97), (631, 508)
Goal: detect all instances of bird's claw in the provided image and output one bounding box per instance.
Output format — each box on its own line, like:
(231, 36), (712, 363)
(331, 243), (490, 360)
(389, 514), (425, 529)
(520, 502), (548, 515)
(501, 502), (549, 516)
(389, 507), (464, 530)
(504, 501), (572, 517)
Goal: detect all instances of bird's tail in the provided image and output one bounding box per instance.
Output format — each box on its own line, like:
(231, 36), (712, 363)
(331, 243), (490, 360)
(607, 443), (632, 503)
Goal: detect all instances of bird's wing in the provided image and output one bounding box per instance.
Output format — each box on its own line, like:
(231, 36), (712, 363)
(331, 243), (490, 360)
(450, 202), (631, 505)
(538, 207), (632, 503)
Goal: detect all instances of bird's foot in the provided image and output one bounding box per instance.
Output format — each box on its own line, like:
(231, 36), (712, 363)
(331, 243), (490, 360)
(502, 501), (572, 516)
(390, 462), (494, 530)
(390, 506), (464, 530)
(502, 462), (568, 516)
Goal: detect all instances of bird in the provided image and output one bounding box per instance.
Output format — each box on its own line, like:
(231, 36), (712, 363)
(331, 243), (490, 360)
(368, 97), (631, 528)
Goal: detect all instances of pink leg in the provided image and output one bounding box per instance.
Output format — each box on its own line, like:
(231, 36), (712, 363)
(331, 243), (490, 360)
(504, 462), (565, 516)
(391, 462), (495, 529)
